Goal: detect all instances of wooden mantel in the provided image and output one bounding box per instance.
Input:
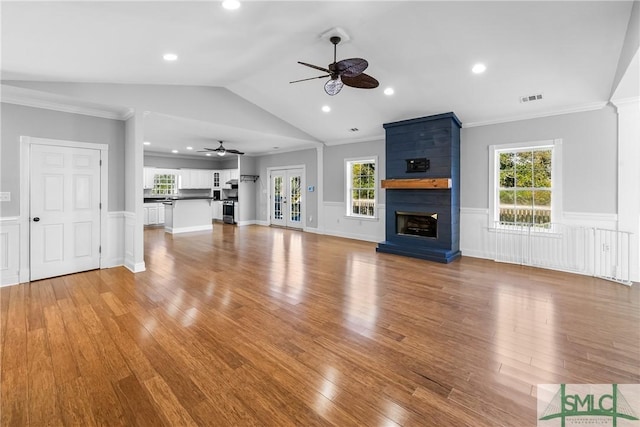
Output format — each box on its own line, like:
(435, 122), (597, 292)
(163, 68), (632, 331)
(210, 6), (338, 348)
(381, 178), (451, 189)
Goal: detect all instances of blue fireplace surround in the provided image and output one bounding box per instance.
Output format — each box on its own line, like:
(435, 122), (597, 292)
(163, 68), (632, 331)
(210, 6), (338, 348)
(376, 112), (462, 263)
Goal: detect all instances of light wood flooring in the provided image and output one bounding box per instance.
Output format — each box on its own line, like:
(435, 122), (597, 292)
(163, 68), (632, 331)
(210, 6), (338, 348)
(2, 224), (639, 426)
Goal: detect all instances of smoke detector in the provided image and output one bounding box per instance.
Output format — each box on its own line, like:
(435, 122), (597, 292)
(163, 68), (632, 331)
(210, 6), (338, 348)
(520, 93), (543, 103)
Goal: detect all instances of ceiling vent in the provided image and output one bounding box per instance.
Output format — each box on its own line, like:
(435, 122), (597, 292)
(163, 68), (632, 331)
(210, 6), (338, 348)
(520, 93), (543, 103)
(349, 128), (359, 132)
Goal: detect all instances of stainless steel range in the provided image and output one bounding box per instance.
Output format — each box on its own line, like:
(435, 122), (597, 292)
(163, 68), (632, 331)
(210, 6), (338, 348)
(222, 200), (235, 224)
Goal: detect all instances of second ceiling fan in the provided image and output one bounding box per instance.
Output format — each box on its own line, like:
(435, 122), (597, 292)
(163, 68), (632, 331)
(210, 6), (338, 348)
(290, 36), (379, 96)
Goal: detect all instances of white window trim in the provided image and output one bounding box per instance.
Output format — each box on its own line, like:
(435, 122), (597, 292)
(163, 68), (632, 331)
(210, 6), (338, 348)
(488, 139), (563, 227)
(345, 156), (378, 219)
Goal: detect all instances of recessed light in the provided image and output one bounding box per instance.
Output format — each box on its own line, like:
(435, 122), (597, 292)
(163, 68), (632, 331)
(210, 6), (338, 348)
(171, 149), (178, 153)
(472, 63), (486, 74)
(186, 146), (193, 150)
(143, 141), (151, 146)
(222, 0), (241, 10)
(205, 153), (212, 156)
(163, 53), (178, 61)
(384, 87), (394, 96)
(322, 105), (331, 113)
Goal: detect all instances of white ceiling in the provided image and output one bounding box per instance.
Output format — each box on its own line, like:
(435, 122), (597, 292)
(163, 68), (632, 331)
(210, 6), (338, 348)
(1, 1), (635, 157)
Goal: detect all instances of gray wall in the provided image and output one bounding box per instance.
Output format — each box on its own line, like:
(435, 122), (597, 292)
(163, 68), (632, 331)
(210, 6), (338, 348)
(238, 156), (257, 222)
(0, 103), (126, 216)
(323, 139), (386, 204)
(255, 148), (317, 227)
(144, 154), (221, 169)
(460, 106), (618, 213)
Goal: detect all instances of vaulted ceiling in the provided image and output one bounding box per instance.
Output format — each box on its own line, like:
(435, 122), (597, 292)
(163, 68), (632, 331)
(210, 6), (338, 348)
(1, 1), (636, 156)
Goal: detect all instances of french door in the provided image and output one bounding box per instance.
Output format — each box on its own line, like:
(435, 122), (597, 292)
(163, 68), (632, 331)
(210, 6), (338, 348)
(270, 168), (303, 229)
(30, 144), (101, 281)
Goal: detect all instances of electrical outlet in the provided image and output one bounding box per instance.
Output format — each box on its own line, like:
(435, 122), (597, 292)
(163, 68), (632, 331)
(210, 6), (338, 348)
(309, 215), (313, 222)
(0, 192), (10, 202)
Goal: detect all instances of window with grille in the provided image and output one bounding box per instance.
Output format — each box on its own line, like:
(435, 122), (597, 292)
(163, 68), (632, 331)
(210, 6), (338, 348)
(489, 140), (562, 228)
(346, 157), (377, 218)
(150, 173), (177, 195)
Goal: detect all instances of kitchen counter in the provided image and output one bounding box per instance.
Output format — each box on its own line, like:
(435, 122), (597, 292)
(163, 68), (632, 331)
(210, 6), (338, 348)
(144, 196), (217, 203)
(163, 198), (213, 234)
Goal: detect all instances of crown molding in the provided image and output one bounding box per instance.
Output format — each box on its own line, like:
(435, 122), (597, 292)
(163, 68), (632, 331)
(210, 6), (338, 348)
(461, 101), (608, 128)
(249, 142), (322, 157)
(609, 96), (640, 109)
(1, 88), (132, 120)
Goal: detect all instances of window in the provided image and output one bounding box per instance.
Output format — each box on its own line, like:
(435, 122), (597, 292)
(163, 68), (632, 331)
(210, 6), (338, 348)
(151, 173), (177, 196)
(346, 157), (377, 218)
(489, 139), (562, 227)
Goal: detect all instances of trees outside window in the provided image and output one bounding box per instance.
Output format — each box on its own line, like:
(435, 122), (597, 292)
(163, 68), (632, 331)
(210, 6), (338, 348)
(346, 158), (377, 218)
(489, 139), (562, 228)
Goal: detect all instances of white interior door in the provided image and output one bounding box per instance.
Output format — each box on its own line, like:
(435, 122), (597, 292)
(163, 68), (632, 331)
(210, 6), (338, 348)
(30, 144), (101, 281)
(270, 169), (303, 229)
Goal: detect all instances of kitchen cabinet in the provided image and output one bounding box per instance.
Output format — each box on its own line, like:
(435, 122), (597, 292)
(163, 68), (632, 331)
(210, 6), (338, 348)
(220, 169), (238, 188)
(211, 200), (223, 221)
(143, 202), (166, 225)
(179, 169), (212, 189)
(234, 201), (239, 224)
(143, 167), (156, 189)
(212, 171), (221, 189)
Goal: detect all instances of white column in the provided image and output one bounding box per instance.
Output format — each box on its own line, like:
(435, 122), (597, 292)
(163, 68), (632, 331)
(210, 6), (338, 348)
(316, 145), (324, 232)
(612, 97), (640, 282)
(123, 110), (146, 273)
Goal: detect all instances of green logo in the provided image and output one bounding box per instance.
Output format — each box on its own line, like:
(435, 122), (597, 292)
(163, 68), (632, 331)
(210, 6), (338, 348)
(538, 384), (639, 427)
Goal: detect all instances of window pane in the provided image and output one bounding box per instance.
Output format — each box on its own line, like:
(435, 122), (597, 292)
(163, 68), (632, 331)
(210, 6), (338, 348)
(499, 152), (514, 171)
(533, 150), (552, 188)
(515, 190), (533, 207)
(499, 190), (514, 205)
(500, 170), (515, 188)
(533, 209), (551, 224)
(515, 152), (533, 187)
(533, 190), (551, 207)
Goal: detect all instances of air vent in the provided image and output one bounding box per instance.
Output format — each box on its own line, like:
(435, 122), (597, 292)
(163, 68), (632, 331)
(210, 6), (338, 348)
(350, 128), (359, 132)
(520, 93), (543, 103)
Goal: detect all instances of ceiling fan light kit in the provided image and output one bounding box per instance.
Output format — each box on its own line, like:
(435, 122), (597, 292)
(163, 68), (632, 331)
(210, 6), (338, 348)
(291, 35), (379, 95)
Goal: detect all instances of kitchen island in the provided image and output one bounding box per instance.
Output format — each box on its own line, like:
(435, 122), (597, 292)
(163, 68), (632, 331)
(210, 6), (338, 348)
(163, 197), (214, 234)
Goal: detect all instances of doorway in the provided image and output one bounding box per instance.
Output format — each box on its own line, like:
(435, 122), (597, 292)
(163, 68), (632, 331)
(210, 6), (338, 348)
(20, 137), (108, 282)
(270, 168), (304, 229)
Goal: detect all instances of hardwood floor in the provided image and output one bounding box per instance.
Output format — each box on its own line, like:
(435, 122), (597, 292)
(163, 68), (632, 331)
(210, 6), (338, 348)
(2, 224), (639, 426)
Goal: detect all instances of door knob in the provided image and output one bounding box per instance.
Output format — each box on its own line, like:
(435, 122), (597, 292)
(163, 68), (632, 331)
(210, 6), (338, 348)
(33, 217), (40, 222)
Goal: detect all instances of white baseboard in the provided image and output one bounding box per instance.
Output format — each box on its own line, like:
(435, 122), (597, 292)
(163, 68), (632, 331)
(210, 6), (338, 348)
(322, 228), (382, 243)
(237, 220), (258, 227)
(125, 261), (146, 273)
(0, 218), (21, 287)
(165, 224), (213, 234)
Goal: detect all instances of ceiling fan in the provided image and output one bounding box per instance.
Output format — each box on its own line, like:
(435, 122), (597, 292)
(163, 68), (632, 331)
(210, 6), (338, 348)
(198, 141), (244, 156)
(290, 36), (379, 96)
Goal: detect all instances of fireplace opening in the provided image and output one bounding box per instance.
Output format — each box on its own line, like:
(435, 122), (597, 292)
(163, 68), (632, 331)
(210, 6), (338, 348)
(396, 212), (438, 238)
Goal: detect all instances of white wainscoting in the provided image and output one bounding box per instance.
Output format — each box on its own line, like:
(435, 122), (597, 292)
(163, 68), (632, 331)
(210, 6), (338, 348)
(459, 208), (634, 281)
(1, 213), (129, 287)
(321, 201), (385, 243)
(123, 212), (142, 273)
(106, 211), (126, 268)
(0, 218), (20, 287)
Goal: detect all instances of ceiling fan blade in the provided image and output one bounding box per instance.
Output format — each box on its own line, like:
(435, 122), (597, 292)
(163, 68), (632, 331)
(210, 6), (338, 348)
(335, 58), (368, 77)
(298, 61), (331, 74)
(225, 149), (245, 155)
(341, 73), (379, 89)
(290, 74), (331, 84)
(198, 147), (218, 152)
(324, 77), (344, 96)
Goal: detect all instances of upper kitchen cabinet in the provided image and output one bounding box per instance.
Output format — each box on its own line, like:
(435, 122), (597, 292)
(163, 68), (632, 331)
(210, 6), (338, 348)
(212, 171), (221, 189)
(179, 169), (212, 189)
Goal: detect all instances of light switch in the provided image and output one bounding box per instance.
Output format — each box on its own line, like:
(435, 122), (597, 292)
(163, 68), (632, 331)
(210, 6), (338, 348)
(0, 192), (10, 202)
